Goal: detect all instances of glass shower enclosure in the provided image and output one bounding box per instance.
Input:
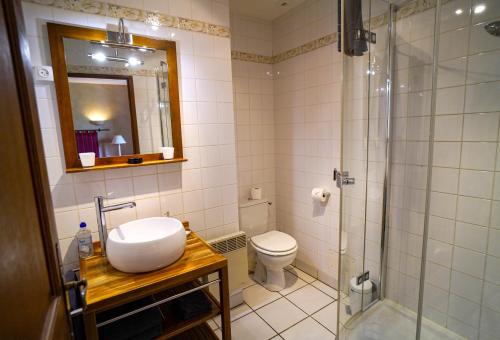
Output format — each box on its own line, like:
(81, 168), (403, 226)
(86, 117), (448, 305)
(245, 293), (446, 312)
(337, 0), (500, 339)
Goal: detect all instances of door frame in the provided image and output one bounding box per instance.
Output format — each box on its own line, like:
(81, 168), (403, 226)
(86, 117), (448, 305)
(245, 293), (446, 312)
(1, 0), (69, 338)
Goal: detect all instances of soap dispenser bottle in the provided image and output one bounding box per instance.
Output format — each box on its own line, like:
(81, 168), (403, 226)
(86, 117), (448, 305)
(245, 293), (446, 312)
(76, 222), (93, 258)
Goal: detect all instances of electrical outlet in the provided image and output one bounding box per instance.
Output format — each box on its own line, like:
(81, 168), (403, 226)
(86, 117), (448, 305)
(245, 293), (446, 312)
(33, 66), (54, 82)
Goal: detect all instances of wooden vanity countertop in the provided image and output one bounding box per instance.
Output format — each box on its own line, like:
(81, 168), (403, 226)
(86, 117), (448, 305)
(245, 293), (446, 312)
(79, 230), (227, 313)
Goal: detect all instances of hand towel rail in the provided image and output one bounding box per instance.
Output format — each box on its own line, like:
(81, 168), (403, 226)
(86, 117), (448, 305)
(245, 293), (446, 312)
(96, 279), (221, 328)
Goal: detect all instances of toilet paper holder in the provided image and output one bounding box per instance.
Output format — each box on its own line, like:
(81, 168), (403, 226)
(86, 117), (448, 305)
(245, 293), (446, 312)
(311, 188), (331, 203)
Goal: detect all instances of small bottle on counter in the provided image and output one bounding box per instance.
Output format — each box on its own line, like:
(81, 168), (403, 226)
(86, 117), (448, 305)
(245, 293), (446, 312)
(76, 222), (93, 258)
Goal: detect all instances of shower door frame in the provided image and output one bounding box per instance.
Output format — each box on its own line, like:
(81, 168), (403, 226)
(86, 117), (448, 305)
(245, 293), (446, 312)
(378, 1), (396, 303)
(336, 0), (397, 334)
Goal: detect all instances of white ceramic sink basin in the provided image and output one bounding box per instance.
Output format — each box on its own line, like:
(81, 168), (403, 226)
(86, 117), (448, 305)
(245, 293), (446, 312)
(106, 217), (186, 273)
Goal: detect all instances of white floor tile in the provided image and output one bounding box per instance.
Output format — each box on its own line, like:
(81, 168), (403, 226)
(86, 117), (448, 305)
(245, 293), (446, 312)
(231, 312), (277, 340)
(243, 274), (258, 288)
(281, 317), (335, 340)
(286, 267), (316, 283)
(286, 285), (334, 314)
(214, 328), (222, 340)
(280, 271), (308, 295)
(243, 283), (281, 309)
(312, 302), (338, 334)
(214, 303), (253, 325)
(311, 280), (338, 299)
(230, 302), (253, 321)
(256, 298), (308, 333)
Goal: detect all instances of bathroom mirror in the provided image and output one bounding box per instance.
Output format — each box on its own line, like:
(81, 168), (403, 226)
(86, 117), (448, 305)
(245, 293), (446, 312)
(48, 23), (183, 171)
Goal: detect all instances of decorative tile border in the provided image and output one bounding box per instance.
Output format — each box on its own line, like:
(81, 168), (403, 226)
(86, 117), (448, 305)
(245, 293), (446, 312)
(67, 64), (156, 77)
(24, 0), (230, 38)
(231, 0), (442, 65)
(230, 51), (273, 64)
(232, 32), (338, 65)
(273, 32), (337, 64)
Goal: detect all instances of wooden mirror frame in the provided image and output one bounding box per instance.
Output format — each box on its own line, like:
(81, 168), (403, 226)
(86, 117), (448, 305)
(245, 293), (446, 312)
(47, 23), (184, 172)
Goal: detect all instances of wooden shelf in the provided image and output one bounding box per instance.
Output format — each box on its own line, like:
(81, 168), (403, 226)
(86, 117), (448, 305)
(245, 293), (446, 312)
(154, 283), (220, 339)
(170, 322), (219, 340)
(66, 157), (187, 173)
(80, 231), (231, 340)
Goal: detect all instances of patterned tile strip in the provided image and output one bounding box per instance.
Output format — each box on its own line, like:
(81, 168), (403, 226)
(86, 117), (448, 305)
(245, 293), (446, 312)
(67, 64), (156, 76)
(24, 0), (230, 38)
(231, 0), (441, 64)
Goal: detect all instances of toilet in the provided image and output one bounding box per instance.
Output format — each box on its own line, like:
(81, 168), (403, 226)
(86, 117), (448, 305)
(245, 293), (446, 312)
(239, 199), (298, 291)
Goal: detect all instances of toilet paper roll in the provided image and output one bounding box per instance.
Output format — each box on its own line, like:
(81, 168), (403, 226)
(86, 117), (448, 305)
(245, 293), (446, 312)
(311, 187), (329, 203)
(250, 187), (262, 200)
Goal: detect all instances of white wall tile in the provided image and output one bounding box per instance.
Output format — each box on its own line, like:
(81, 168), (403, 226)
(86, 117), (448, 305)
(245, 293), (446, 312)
(487, 229), (500, 258)
(432, 167), (459, 194)
(434, 115), (463, 141)
(456, 196), (491, 226)
(440, 0), (470, 32)
(482, 281), (500, 313)
(452, 246), (486, 278)
(485, 255), (500, 285)
(465, 82), (500, 113)
(450, 270), (483, 303)
(480, 306), (500, 337)
(436, 86), (465, 115)
(455, 221), (488, 253)
(448, 294), (481, 327)
(459, 170), (494, 199)
(432, 142), (461, 167)
(427, 239), (453, 267)
(437, 57), (467, 88)
(467, 50), (500, 84)
(430, 192), (457, 219)
(428, 215), (455, 243)
(461, 142), (497, 171)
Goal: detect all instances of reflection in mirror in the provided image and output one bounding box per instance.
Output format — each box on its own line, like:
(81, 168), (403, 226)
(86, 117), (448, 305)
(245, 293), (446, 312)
(63, 37), (173, 158)
(68, 75), (137, 157)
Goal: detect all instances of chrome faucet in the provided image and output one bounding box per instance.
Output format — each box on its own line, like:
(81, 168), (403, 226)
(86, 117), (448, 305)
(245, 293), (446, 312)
(94, 196), (136, 256)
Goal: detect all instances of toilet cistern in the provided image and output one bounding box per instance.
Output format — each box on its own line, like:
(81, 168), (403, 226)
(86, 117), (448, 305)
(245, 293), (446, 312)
(94, 195), (136, 256)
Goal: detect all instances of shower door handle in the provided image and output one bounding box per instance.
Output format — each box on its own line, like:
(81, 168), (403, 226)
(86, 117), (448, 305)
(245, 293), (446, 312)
(334, 169), (356, 188)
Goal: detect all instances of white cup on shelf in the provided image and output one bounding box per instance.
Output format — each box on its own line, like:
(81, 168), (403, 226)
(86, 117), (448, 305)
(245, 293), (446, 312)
(79, 152), (96, 167)
(159, 146), (174, 160)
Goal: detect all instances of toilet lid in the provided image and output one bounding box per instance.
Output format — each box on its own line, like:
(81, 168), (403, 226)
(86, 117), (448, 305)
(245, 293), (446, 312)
(251, 231), (297, 253)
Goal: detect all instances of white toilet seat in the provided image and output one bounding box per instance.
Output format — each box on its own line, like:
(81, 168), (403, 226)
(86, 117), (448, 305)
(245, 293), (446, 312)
(251, 242), (298, 256)
(250, 230), (297, 256)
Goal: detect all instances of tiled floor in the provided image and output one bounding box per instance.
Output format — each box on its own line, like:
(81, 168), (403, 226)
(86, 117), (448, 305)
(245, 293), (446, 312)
(210, 265), (338, 340)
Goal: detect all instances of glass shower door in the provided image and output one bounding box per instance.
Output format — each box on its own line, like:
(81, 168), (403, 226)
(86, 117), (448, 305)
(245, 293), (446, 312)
(338, 0), (393, 337)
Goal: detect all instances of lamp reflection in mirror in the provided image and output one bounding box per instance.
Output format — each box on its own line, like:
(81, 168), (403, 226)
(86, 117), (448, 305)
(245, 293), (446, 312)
(112, 134), (127, 156)
(89, 119), (105, 125)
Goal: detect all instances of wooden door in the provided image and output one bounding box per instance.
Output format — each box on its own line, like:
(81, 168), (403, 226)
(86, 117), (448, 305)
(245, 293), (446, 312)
(0, 0), (71, 338)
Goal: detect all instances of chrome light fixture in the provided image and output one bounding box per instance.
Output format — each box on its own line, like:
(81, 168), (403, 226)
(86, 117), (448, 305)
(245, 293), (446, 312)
(88, 51), (145, 66)
(90, 18), (156, 53)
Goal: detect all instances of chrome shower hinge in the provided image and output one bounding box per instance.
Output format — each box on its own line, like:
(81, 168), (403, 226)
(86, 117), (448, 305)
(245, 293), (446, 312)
(354, 29), (377, 44)
(334, 168), (356, 188)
